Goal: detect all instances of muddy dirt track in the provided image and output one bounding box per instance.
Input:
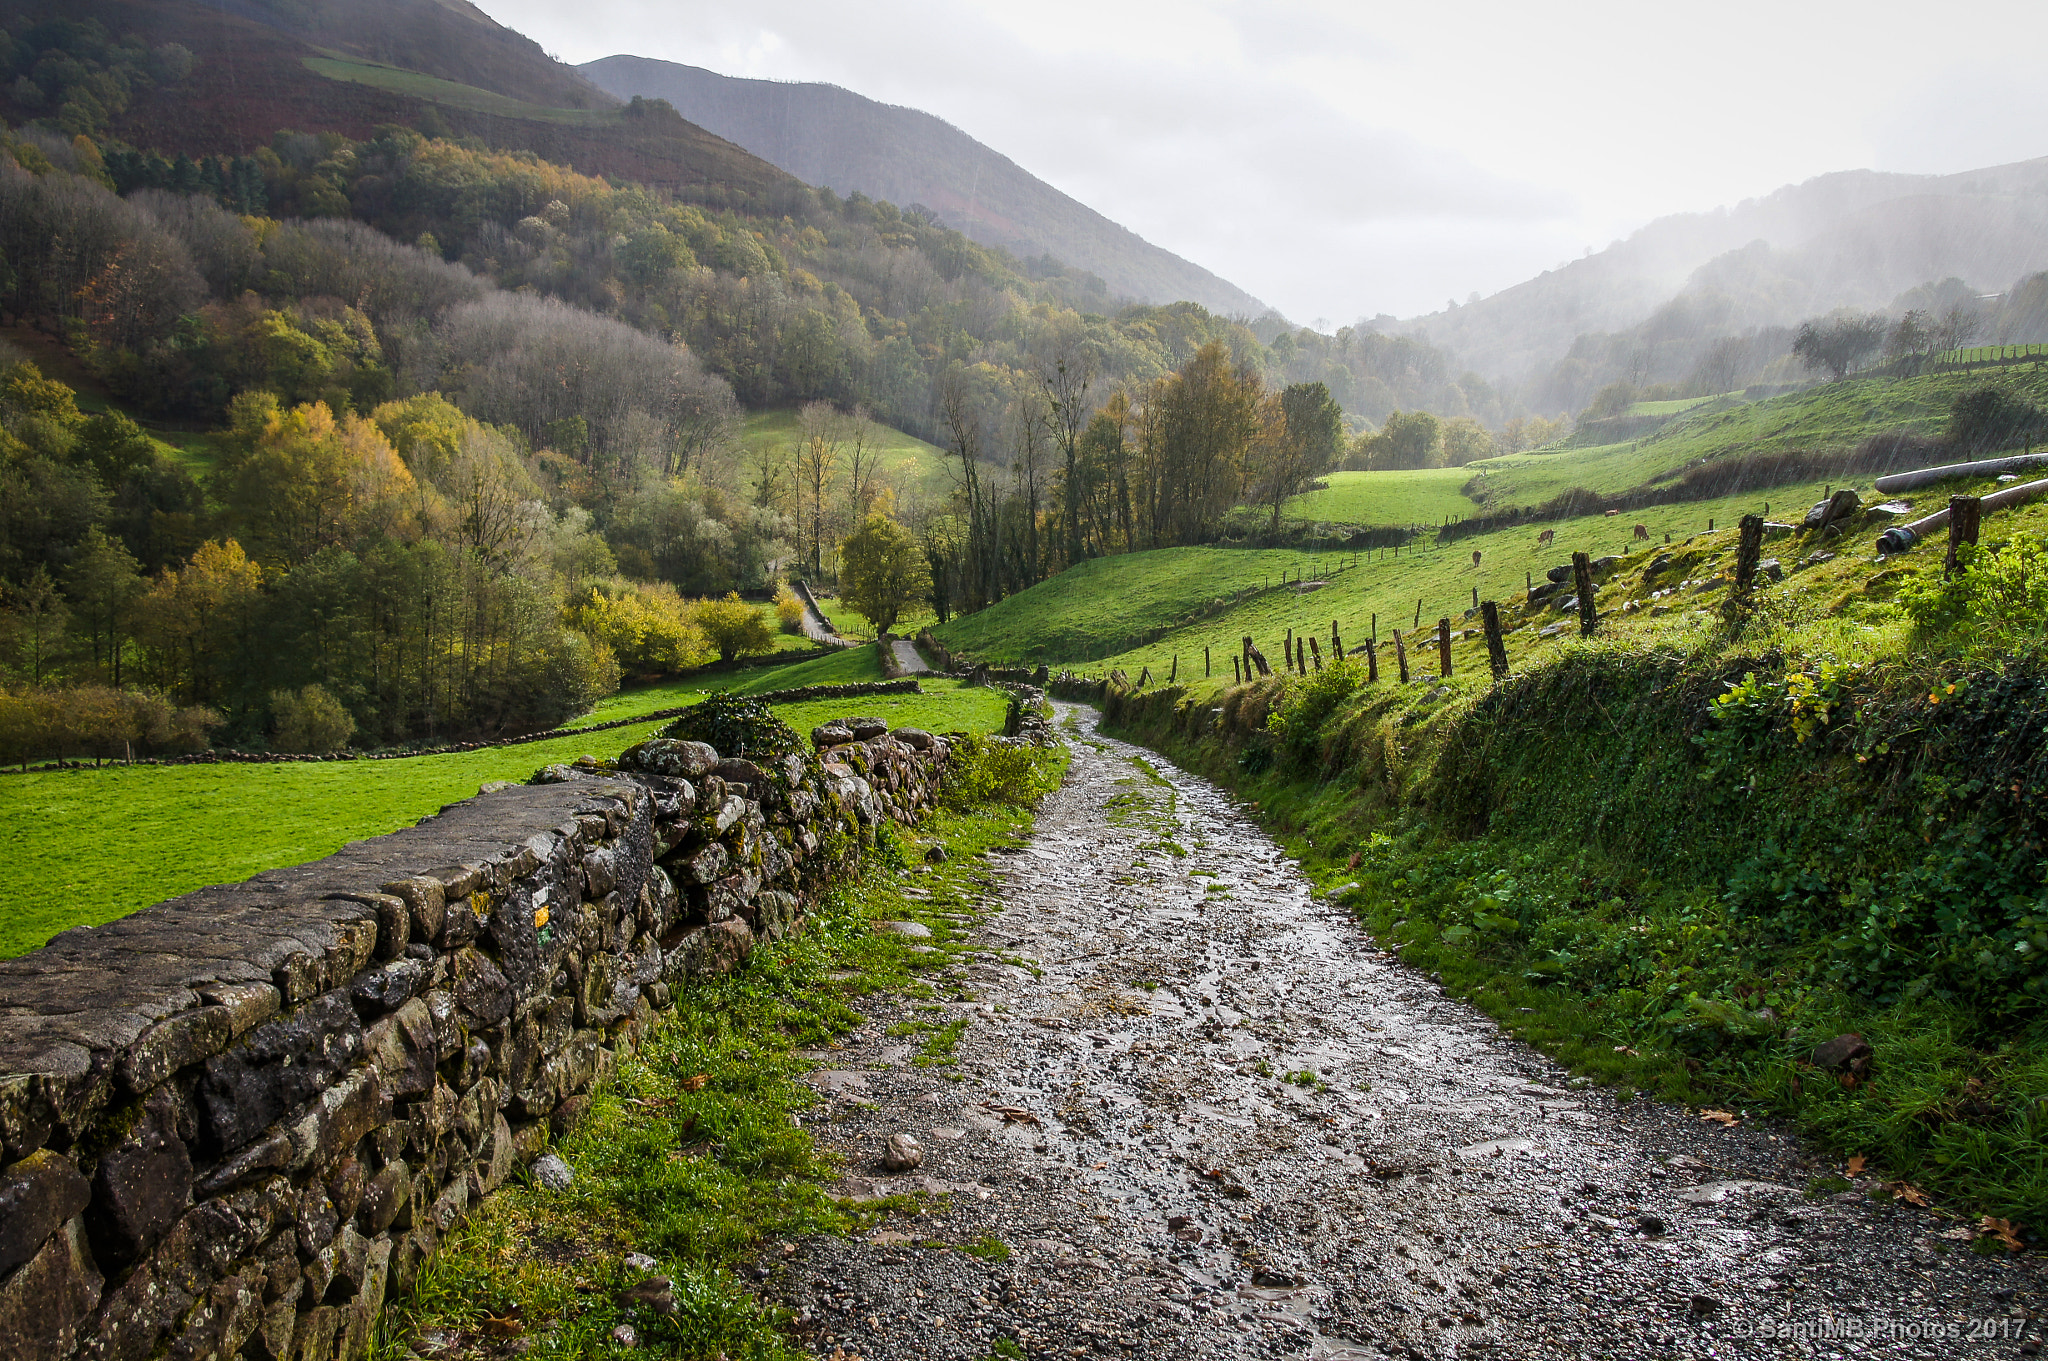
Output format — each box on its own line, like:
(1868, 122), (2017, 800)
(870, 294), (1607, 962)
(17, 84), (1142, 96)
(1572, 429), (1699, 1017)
(770, 703), (2040, 1359)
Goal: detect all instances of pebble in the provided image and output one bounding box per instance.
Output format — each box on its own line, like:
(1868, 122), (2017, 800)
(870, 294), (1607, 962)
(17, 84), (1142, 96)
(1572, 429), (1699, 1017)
(532, 1152), (574, 1191)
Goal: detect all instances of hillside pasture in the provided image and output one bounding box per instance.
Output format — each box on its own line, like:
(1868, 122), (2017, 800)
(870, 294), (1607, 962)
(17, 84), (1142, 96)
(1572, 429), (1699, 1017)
(303, 57), (616, 125)
(741, 409), (954, 503)
(936, 466), (1975, 681)
(1474, 367), (2048, 508)
(1281, 467), (1482, 527)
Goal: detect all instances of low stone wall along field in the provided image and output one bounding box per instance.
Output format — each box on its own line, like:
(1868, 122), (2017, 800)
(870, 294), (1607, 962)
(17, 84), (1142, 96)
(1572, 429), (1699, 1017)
(0, 714), (970, 1361)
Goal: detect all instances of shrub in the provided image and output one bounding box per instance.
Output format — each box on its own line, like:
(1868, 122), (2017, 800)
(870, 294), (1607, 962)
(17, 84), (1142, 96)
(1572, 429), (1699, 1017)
(943, 733), (1059, 809)
(658, 690), (803, 765)
(270, 683), (355, 753)
(695, 592), (775, 662)
(0, 686), (218, 766)
(773, 582), (805, 635)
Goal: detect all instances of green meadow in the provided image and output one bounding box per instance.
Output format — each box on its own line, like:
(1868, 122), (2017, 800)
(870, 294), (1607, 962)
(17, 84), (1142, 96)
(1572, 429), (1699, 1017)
(740, 409), (954, 504)
(1280, 466), (1482, 526)
(0, 648), (999, 960)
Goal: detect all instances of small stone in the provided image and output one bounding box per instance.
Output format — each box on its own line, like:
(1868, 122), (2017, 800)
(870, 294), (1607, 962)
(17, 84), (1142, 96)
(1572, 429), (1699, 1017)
(876, 920), (933, 939)
(1688, 1293), (1723, 1320)
(532, 1153), (574, 1191)
(611, 1322), (639, 1347)
(924, 844), (949, 863)
(882, 1133), (924, 1172)
(1637, 1214), (1667, 1236)
(623, 1252), (658, 1272)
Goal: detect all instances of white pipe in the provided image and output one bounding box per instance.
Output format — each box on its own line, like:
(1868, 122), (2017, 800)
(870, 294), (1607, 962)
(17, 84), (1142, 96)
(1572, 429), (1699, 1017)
(1874, 452), (2048, 494)
(1875, 476), (2048, 553)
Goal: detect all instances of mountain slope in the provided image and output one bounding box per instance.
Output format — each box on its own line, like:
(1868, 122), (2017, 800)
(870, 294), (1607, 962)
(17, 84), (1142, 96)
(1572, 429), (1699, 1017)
(1404, 158), (2048, 384)
(580, 54), (1269, 317)
(5, 0), (795, 200)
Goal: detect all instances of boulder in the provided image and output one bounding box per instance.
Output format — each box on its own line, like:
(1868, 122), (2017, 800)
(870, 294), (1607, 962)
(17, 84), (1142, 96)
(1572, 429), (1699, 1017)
(1810, 1033), (1872, 1073)
(810, 721), (854, 749)
(894, 728), (936, 751)
(1545, 564), (1574, 584)
(846, 716), (889, 740)
(619, 739), (719, 779)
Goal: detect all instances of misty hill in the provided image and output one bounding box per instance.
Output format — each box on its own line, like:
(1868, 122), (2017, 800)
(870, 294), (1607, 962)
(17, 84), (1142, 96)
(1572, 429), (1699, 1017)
(5, 0), (794, 200)
(580, 54), (1268, 317)
(1404, 157), (2048, 388)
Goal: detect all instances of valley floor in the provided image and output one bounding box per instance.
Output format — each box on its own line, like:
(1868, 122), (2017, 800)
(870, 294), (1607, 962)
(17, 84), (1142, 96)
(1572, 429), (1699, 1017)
(767, 704), (2038, 1359)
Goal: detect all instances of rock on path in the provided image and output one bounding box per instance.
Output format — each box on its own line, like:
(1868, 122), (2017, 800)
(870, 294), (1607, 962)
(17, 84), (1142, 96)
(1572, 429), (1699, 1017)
(770, 703), (2040, 1358)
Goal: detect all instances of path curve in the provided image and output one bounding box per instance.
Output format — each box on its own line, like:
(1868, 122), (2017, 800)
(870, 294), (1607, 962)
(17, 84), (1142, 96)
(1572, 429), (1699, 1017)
(773, 703), (2033, 1359)
(793, 579), (859, 647)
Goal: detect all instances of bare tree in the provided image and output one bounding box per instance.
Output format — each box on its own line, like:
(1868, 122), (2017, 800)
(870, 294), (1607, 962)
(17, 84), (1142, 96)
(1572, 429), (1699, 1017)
(793, 400), (843, 581)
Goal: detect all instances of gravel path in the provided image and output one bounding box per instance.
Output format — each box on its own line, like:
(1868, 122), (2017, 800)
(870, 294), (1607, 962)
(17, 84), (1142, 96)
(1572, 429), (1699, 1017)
(887, 637), (928, 675)
(769, 703), (2041, 1359)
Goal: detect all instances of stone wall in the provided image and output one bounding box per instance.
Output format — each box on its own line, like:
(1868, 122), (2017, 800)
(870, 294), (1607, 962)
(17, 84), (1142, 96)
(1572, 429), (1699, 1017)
(0, 722), (958, 1361)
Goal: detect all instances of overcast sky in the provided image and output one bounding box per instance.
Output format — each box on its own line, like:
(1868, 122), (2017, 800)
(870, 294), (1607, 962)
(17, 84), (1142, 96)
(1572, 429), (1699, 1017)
(485, 0), (2048, 324)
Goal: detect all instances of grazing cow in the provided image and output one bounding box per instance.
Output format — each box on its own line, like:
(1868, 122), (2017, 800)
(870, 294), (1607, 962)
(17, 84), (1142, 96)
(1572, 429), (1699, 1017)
(1633, 523), (1650, 542)
(1536, 528), (1555, 548)
(1471, 550), (1482, 568)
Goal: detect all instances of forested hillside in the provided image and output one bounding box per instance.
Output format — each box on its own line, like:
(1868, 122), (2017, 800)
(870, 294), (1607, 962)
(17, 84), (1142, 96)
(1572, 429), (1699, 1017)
(580, 54), (1267, 318)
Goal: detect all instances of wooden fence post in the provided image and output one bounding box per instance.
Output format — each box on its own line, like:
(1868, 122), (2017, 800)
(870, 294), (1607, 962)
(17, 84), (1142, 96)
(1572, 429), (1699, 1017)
(1204, 645), (1211, 677)
(1733, 514), (1765, 597)
(1413, 598), (1422, 629)
(1437, 617), (1452, 678)
(1947, 495), (1982, 574)
(1309, 638), (1322, 671)
(1169, 654), (1178, 684)
(1370, 612), (1378, 646)
(1471, 586), (1479, 609)
(1393, 629), (1411, 683)
(1364, 638), (1379, 682)
(1482, 600), (1509, 679)
(1572, 551), (1598, 638)
(1332, 621), (1344, 659)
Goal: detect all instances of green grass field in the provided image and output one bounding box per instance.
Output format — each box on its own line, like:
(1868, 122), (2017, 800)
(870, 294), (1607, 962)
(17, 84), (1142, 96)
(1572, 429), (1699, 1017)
(740, 410), (953, 505)
(935, 458), (2048, 683)
(1474, 367), (2048, 508)
(1281, 467), (1481, 526)
(1624, 394), (1729, 416)
(0, 650), (993, 960)
(302, 56), (616, 125)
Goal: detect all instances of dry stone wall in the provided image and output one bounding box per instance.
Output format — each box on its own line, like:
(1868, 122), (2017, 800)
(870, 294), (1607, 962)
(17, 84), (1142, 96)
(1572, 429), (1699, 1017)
(0, 724), (957, 1361)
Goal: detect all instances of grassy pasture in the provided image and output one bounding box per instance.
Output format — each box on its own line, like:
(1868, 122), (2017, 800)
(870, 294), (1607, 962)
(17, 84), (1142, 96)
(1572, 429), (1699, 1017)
(1280, 467), (1482, 526)
(0, 652), (992, 959)
(740, 410), (953, 505)
(1474, 367), (2048, 509)
(944, 451), (2048, 687)
(302, 56), (615, 125)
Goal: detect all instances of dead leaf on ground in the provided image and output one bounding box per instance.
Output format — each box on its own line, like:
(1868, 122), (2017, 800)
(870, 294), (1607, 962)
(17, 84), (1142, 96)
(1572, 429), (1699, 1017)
(1699, 1109), (1741, 1127)
(1889, 1183), (1932, 1207)
(682, 1074), (710, 1091)
(1845, 1154), (1867, 1176)
(1980, 1216), (2025, 1251)
(479, 1308), (524, 1339)
(981, 1102), (1041, 1125)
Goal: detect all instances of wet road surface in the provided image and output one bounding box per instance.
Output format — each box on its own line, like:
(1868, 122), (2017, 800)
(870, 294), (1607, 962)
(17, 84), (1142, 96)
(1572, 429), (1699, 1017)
(772, 704), (2039, 1359)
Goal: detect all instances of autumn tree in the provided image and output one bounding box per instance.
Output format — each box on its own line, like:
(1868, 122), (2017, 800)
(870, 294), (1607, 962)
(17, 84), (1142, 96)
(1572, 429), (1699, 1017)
(840, 513), (931, 634)
(695, 592), (775, 662)
(1255, 381), (1343, 532)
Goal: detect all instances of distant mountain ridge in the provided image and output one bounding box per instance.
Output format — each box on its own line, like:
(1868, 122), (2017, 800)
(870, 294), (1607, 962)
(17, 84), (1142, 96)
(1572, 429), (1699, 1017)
(1401, 157), (2048, 386)
(5, 0), (796, 200)
(580, 54), (1269, 318)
